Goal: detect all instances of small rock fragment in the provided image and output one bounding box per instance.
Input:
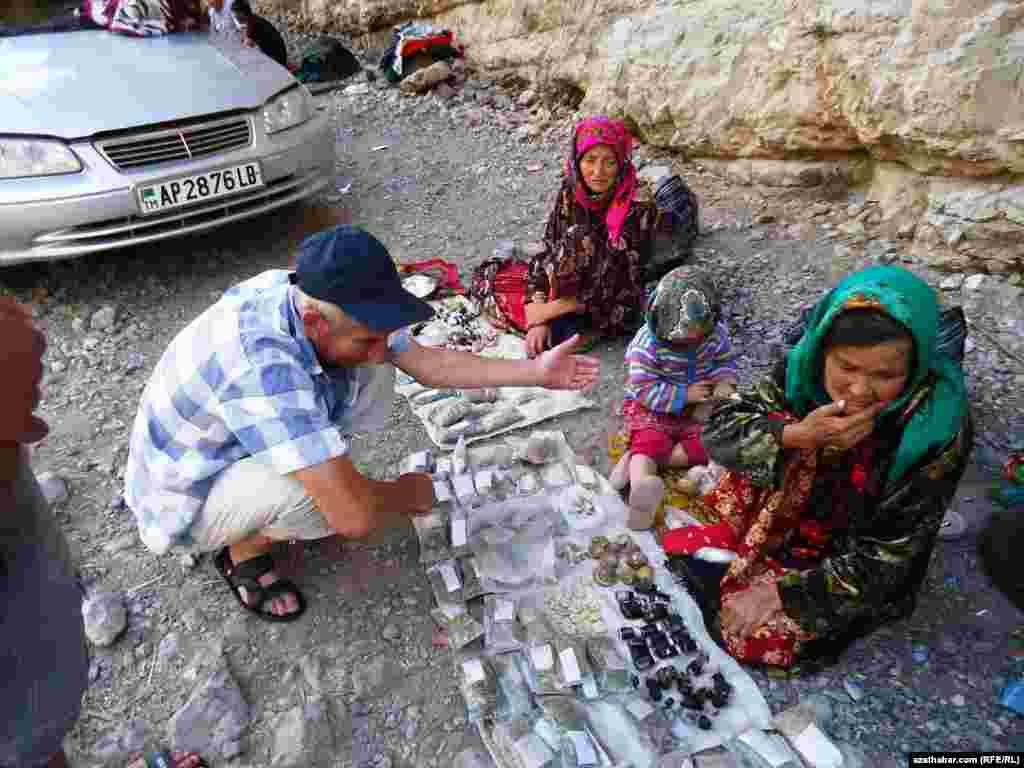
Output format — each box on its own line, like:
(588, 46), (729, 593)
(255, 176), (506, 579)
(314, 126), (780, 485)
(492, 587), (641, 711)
(91, 305), (117, 331)
(382, 623), (401, 641)
(82, 591), (128, 647)
(964, 274), (986, 291)
(36, 471), (69, 505)
(169, 659), (251, 760)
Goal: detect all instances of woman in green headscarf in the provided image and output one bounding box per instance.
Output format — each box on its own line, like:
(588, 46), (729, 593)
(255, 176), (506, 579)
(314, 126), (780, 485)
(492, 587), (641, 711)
(664, 266), (972, 668)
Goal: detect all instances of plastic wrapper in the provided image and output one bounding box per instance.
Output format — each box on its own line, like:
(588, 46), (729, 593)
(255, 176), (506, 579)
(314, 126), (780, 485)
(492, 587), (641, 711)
(454, 473), (479, 507)
(405, 449), (435, 474)
(472, 442), (517, 469)
(553, 634), (592, 689)
(434, 477), (454, 504)
(436, 457), (454, 479)
(516, 468), (542, 496)
(461, 387), (500, 403)
(555, 486), (604, 531)
(476, 468), (497, 497)
(523, 615), (562, 695)
(585, 696), (671, 768)
(484, 594), (523, 653)
(413, 509), (451, 565)
(523, 431), (563, 465)
(428, 559), (465, 606)
(472, 521), (557, 592)
(454, 435), (470, 475)
(725, 730), (803, 768)
(456, 650), (499, 722)
(493, 715), (557, 768)
(586, 637), (634, 694)
(460, 556), (488, 601)
(536, 697), (601, 768)
(491, 653), (534, 722)
(575, 464), (599, 491)
(432, 399), (475, 427)
(542, 461), (575, 489)
(432, 602), (485, 649)
(450, 505), (472, 558)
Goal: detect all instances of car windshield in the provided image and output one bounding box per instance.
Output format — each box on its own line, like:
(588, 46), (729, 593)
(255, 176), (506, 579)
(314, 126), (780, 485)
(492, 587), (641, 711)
(1, 0), (84, 33)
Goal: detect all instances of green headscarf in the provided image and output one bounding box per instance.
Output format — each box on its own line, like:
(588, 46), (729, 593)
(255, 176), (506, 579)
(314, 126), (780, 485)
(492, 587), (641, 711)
(785, 266), (967, 485)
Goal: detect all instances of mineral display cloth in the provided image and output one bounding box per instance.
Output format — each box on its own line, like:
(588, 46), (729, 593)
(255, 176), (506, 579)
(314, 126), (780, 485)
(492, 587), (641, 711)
(463, 467), (771, 767)
(396, 327), (595, 449)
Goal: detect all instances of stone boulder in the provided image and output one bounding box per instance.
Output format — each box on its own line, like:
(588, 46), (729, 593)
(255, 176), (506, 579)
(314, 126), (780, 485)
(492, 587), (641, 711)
(267, 0), (1024, 273)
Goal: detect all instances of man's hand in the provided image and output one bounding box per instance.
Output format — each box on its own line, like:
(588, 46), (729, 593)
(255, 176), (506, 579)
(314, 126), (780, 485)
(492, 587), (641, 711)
(686, 382), (714, 404)
(786, 400), (884, 452)
(399, 472), (435, 514)
(526, 324), (551, 359)
(534, 334), (600, 390)
(720, 581), (783, 639)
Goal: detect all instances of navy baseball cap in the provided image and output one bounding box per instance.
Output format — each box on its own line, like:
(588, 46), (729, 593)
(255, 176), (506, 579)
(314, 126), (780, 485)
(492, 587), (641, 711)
(291, 225), (434, 332)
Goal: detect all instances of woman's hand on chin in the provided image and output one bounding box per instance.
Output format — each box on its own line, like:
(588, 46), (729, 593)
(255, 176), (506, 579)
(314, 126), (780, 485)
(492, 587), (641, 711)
(783, 400), (885, 452)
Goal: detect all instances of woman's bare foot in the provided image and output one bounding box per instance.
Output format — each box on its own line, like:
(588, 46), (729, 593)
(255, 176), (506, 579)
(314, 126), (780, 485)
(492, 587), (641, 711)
(126, 751), (204, 768)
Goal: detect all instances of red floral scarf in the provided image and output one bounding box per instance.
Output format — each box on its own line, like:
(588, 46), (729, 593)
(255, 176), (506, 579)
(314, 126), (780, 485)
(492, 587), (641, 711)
(567, 116), (638, 250)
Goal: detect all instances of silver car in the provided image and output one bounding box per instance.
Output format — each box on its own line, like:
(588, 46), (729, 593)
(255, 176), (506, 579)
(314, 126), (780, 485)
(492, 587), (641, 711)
(0, 29), (334, 265)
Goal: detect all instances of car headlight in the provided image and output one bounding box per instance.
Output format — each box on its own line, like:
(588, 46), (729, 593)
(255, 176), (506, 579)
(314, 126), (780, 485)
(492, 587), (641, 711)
(263, 86), (313, 135)
(0, 138), (81, 179)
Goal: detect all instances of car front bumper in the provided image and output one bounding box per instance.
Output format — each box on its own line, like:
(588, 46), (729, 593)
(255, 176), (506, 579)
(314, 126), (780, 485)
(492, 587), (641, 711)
(0, 108), (334, 265)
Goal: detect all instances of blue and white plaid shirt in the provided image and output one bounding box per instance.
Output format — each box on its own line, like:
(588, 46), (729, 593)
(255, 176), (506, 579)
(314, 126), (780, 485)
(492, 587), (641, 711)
(124, 270), (409, 554)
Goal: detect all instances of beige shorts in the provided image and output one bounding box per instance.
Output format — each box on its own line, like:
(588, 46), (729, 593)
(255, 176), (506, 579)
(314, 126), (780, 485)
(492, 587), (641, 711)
(185, 456), (334, 553)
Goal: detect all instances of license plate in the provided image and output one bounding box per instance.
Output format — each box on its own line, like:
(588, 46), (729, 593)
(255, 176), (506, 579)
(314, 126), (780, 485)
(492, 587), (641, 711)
(137, 162), (263, 215)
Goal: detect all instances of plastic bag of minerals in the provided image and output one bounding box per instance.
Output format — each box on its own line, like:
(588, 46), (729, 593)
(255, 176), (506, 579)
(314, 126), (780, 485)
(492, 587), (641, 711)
(460, 556), (488, 601)
(431, 601), (485, 649)
(484, 594), (523, 653)
(455, 650), (499, 723)
(414, 509), (452, 565)
(428, 559), (465, 606)
(584, 695), (672, 768)
(490, 651), (534, 722)
(553, 633), (592, 690)
(522, 614), (562, 695)
(724, 730), (802, 768)
(536, 696), (604, 768)
(492, 714), (558, 768)
(450, 504), (473, 559)
(585, 636), (634, 694)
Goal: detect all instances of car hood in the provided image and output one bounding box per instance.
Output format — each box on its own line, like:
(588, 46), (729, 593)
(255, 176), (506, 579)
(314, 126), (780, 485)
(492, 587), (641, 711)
(0, 31), (296, 139)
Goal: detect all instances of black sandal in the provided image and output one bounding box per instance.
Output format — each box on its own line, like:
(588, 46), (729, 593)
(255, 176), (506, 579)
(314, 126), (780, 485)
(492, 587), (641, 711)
(213, 547), (307, 623)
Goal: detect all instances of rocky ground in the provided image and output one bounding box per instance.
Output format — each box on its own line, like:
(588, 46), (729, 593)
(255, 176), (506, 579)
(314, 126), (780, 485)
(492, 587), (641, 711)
(5, 40), (1023, 768)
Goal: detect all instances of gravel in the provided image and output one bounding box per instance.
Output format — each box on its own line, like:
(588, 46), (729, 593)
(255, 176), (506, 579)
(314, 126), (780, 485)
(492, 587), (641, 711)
(3, 39), (1022, 766)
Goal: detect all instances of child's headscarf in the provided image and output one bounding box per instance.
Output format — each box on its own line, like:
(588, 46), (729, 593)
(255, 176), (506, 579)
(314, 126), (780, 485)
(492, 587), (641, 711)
(567, 116), (638, 250)
(625, 266), (737, 409)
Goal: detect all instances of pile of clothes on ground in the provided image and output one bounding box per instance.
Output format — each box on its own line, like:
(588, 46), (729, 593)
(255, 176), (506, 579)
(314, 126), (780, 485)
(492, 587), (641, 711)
(379, 21), (465, 95)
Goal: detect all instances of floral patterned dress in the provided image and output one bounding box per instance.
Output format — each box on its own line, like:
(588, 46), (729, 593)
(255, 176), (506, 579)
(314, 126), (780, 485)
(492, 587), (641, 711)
(667, 364), (972, 668)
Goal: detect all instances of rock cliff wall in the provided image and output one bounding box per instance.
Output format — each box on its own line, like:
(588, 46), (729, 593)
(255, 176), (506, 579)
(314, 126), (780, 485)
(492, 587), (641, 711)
(271, 0), (1024, 273)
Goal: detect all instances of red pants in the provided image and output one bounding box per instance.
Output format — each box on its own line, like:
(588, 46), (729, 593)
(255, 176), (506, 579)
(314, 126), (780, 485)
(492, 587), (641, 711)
(630, 427), (708, 466)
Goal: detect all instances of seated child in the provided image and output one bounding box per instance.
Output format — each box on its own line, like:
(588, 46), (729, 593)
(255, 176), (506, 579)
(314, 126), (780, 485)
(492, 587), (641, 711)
(610, 266), (738, 528)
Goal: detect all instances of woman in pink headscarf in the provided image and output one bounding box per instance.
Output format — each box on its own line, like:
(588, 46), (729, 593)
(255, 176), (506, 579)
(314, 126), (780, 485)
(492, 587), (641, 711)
(472, 116), (676, 357)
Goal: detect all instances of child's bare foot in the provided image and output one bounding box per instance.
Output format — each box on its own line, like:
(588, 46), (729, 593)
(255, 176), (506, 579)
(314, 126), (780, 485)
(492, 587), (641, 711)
(668, 443), (690, 468)
(627, 475), (665, 530)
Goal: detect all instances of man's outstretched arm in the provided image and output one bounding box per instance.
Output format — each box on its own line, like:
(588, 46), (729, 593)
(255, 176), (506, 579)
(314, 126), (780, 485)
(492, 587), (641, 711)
(393, 334), (600, 390)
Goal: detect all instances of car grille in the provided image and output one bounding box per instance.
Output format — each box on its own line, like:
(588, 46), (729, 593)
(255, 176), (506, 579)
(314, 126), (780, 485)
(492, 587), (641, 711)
(97, 116), (252, 170)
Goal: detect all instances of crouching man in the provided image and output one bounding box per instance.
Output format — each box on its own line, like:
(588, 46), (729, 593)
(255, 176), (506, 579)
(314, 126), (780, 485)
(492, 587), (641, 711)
(124, 226), (599, 621)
